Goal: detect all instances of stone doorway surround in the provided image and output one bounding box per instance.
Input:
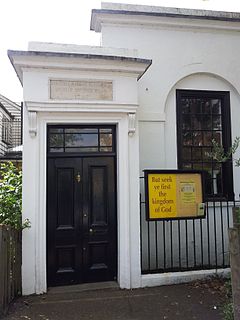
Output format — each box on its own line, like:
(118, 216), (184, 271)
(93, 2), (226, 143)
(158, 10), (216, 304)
(8, 42), (151, 295)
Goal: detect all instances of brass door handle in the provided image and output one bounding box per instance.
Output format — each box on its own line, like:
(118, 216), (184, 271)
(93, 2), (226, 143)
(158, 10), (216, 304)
(76, 172), (81, 183)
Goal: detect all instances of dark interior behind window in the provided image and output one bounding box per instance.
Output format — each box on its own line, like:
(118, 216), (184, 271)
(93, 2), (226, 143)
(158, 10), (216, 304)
(176, 90), (233, 200)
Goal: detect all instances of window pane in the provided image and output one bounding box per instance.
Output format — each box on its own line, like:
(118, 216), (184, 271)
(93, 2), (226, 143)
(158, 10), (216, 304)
(65, 128), (98, 133)
(100, 133), (112, 147)
(100, 147), (113, 152)
(212, 131), (222, 144)
(181, 99), (191, 114)
(50, 147), (64, 152)
(65, 133), (98, 147)
(193, 132), (203, 146)
(201, 100), (211, 114)
(49, 134), (64, 147)
(100, 128), (112, 133)
(212, 116), (222, 130)
(201, 114), (212, 130)
(190, 99), (202, 114)
(202, 131), (213, 146)
(212, 99), (221, 114)
(182, 132), (192, 145)
(191, 114), (203, 130)
(65, 147), (98, 152)
(182, 147), (191, 160)
(49, 128), (64, 133)
(192, 147), (202, 160)
(182, 115), (191, 130)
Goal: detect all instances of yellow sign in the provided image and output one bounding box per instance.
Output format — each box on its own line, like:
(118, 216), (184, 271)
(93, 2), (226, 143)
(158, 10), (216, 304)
(145, 170), (205, 220)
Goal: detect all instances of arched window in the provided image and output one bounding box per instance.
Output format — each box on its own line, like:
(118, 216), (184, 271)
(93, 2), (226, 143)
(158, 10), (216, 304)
(176, 89), (233, 200)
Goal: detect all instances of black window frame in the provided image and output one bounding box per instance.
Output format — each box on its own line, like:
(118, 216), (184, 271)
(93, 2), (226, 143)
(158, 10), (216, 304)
(47, 124), (116, 157)
(176, 89), (234, 201)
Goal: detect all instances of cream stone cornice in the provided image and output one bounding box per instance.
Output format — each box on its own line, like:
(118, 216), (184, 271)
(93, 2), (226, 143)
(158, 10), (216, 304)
(91, 6), (240, 33)
(8, 50), (152, 85)
(25, 101), (138, 114)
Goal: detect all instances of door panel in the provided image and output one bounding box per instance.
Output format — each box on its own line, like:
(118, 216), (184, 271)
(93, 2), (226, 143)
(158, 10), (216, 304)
(47, 158), (82, 286)
(90, 166), (107, 225)
(83, 158), (117, 282)
(47, 156), (116, 287)
(56, 168), (75, 228)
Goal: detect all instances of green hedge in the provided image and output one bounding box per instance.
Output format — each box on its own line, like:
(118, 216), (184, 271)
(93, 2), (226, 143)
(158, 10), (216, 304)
(0, 162), (30, 230)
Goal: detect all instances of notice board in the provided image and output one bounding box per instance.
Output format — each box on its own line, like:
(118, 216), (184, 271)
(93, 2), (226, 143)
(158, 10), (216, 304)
(144, 170), (205, 220)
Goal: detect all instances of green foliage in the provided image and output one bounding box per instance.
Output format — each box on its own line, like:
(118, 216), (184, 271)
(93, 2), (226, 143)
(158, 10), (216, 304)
(222, 279), (233, 320)
(223, 302), (234, 320)
(0, 162), (30, 230)
(224, 278), (233, 299)
(207, 137), (240, 166)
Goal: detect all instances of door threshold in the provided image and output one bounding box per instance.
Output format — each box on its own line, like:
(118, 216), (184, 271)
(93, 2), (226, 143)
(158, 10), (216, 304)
(48, 281), (119, 294)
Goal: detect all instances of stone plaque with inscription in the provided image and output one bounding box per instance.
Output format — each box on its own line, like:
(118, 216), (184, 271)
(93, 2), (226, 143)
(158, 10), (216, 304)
(50, 80), (113, 101)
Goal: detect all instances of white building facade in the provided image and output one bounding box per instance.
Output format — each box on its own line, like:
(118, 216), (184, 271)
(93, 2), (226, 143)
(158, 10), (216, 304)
(9, 3), (240, 295)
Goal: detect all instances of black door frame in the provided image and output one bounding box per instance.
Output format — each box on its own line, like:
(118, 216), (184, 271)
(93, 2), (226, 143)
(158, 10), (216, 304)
(46, 124), (117, 287)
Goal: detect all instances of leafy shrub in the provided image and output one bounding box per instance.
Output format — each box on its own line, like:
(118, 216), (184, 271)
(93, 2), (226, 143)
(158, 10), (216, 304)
(0, 161), (30, 230)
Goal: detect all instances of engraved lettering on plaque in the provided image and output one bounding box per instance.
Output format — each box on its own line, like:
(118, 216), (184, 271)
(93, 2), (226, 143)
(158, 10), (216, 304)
(50, 80), (113, 101)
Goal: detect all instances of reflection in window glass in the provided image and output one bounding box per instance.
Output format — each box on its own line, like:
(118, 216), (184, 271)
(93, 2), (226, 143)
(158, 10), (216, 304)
(100, 134), (112, 147)
(65, 134), (98, 147)
(49, 134), (64, 147)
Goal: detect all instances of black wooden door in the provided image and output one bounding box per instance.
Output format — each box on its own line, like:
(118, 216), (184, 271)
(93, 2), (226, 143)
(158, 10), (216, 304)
(47, 157), (117, 286)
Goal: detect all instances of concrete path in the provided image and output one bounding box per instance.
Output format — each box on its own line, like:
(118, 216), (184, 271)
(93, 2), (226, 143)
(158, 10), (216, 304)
(3, 279), (226, 320)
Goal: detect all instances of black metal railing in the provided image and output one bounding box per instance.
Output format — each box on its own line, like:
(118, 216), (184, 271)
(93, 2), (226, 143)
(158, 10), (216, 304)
(140, 177), (239, 274)
(0, 119), (22, 157)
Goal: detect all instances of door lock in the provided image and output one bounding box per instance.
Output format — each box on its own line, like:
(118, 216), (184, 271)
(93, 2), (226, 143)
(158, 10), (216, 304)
(76, 172), (81, 183)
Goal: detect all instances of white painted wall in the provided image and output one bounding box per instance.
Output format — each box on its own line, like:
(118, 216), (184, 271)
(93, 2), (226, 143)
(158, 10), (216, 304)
(23, 69), (139, 105)
(96, 9), (240, 286)
(100, 21), (240, 197)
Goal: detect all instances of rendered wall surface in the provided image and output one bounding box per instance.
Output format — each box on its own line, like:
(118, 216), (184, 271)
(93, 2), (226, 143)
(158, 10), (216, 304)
(101, 23), (240, 191)
(98, 12), (240, 279)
